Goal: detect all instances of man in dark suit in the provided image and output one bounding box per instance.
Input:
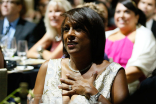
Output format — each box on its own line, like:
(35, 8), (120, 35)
(0, 0), (36, 49)
(138, 0), (156, 38)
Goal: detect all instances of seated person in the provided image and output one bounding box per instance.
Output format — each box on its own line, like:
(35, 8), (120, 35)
(0, 0), (36, 49)
(27, 0), (72, 60)
(94, 0), (116, 31)
(33, 7), (129, 104)
(30, 0), (49, 45)
(105, 0), (156, 94)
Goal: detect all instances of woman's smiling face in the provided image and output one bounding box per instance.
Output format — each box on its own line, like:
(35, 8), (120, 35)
(48, 3), (65, 28)
(114, 3), (139, 30)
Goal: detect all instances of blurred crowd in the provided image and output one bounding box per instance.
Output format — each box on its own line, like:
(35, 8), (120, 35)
(0, 0), (156, 103)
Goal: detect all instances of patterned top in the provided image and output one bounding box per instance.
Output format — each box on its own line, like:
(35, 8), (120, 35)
(41, 59), (123, 104)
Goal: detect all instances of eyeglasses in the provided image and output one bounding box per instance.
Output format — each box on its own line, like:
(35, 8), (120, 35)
(0, 0), (20, 5)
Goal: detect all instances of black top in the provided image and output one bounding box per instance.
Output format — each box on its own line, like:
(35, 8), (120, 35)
(31, 16), (46, 45)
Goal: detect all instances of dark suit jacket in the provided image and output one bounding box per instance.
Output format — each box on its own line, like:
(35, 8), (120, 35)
(151, 20), (156, 39)
(0, 18), (36, 49)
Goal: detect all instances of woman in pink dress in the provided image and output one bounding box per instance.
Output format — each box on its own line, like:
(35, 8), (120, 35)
(27, 0), (72, 60)
(105, 0), (156, 94)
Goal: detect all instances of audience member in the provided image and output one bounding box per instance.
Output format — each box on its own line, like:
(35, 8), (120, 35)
(27, 0), (72, 60)
(97, 0), (116, 30)
(77, 2), (107, 29)
(138, 0), (156, 38)
(94, 1), (116, 31)
(105, 0), (156, 94)
(68, 0), (84, 8)
(0, 0), (36, 49)
(30, 0), (49, 46)
(33, 7), (129, 104)
(23, 0), (35, 22)
(97, 0), (112, 8)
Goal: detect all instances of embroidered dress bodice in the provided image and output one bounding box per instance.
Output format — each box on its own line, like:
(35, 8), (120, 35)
(42, 59), (123, 104)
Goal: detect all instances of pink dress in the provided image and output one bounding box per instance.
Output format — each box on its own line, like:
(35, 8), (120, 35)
(50, 41), (61, 52)
(105, 37), (134, 68)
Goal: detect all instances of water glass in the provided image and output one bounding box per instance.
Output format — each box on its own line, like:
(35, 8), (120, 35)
(4, 37), (17, 58)
(0, 35), (6, 53)
(17, 40), (28, 65)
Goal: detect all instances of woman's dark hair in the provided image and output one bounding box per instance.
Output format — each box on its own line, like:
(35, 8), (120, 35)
(61, 7), (105, 64)
(118, 0), (146, 26)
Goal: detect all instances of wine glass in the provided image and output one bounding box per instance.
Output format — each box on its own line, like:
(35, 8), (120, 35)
(17, 40), (28, 65)
(4, 37), (17, 58)
(0, 35), (7, 53)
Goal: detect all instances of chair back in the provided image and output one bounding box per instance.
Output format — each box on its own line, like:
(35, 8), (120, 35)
(0, 68), (7, 102)
(0, 46), (6, 68)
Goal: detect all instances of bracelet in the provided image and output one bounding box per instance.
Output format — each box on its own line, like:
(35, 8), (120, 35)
(89, 92), (101, 103)
(37, 53), (43, 59)
(37, 46), (44, 59)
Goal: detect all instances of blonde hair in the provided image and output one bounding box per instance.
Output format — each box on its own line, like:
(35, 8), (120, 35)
(44, 0), (72, 39)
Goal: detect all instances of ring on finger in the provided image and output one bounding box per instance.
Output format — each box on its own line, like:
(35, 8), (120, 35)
(69, 85), (72, 90)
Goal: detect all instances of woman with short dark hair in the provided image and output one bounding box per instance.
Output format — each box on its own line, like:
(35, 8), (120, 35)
(33, 7), (129, 104)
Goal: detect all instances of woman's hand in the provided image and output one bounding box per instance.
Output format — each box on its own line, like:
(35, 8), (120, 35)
(58, 71), (98, 98)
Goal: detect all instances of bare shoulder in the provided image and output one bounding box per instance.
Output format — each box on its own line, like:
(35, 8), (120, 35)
(38, 60), (49, 74)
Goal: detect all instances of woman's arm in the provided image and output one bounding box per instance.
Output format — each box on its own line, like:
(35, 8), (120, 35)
(42, 42), (63, 60)
(27, 33), (52, 59)
(125, 66), (144, 83)
(111, 69), (129, 104)
(33, 60), (49, 104)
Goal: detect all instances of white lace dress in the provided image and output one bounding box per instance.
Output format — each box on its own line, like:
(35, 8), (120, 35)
(41, 59), (122, 104)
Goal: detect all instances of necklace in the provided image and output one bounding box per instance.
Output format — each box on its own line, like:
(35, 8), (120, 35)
(69, 59), (93, 73)
(55, 35), (61, 41)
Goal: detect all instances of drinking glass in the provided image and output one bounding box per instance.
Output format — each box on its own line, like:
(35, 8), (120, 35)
(4, 37), (17, 58)
(17, 40), (28, 65)
(0, 35), (7, 53)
